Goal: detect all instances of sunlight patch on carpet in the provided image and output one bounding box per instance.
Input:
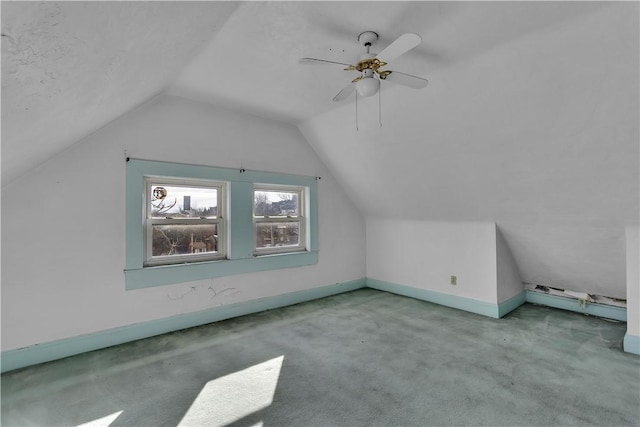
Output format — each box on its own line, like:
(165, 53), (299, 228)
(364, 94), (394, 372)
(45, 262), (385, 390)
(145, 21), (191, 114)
(76, 410), (123, 426)
(178, 355), (284, 426)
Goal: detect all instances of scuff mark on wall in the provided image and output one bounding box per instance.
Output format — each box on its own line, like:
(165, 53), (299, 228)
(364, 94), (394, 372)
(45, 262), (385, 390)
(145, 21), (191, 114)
(165, 286), (198, 301)
(208, 284), (241, 300)
(164, 280), (241, 303)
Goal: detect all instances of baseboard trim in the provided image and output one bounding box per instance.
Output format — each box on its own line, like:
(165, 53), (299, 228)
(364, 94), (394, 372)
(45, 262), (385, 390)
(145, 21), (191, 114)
(623, 333), (640, 355)
(498, 292), (527, 317)
(3, 279), (632, 372)
(1, 278), (366, 373)
(525, 290), (626, 322)
(366, 278), (501, 319)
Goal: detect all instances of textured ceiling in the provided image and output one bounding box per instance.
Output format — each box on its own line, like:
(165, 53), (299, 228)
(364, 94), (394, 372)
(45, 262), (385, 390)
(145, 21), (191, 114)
(1, 1), (239, 184)
(168, 1), (610, 123)
(2, 1), (638, 297)
(2, 1), (627, 181)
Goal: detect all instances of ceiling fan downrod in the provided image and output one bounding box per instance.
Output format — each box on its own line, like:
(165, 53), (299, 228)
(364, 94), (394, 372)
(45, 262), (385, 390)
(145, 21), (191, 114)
(357, 31), (379, 52)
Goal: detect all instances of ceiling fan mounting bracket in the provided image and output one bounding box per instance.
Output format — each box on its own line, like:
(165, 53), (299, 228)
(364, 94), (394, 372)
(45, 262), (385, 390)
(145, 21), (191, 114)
(345, 58), (388, 73)
(357, 31), (378, 47)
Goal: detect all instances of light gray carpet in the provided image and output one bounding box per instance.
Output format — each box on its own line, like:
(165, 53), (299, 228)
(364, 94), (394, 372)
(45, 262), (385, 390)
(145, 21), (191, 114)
(2, 289), (639, 426)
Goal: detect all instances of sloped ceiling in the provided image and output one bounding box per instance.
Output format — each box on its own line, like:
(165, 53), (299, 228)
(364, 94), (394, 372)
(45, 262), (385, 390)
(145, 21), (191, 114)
(296, 2), (639, 298)
(2, 2), (638, 298)
(1, 1), (239, 183)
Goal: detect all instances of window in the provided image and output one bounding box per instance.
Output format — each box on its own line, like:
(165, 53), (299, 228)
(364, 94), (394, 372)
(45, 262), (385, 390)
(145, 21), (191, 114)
(125, 159), (318, 290)
(254, 185), (306, 255)
(145, 178), (226, 266)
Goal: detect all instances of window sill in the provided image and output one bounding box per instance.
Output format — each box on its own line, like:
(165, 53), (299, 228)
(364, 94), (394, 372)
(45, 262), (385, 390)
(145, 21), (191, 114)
(144, 254), (228, 268)
(253, 247), (307, 257)
(125, 250), (318, 290)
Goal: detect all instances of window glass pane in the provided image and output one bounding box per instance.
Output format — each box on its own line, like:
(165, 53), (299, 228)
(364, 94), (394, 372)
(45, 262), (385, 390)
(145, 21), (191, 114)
(254, 190), (299, 217)
(152, 224), (218, 256)
(150, 185), (218, 218)
(255, 222), (300, 249)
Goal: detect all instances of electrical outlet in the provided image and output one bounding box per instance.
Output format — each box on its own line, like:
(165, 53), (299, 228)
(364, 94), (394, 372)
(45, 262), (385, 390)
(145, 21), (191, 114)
(450, 275), (457, 285)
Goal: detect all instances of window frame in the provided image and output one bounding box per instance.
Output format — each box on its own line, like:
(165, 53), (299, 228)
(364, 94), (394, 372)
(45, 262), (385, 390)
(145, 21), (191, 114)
(125, 159), (319, 290)
(253, 184), (307, 256)
(144, 177), (227, 267)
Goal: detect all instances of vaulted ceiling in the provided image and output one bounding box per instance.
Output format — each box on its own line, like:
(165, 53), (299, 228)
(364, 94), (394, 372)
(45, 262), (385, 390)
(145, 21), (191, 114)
(2, 2), (638, 298)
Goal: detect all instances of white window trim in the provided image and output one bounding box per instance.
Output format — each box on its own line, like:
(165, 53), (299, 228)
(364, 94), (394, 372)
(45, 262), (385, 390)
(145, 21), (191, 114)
(253, 184), (307, 256)
(144, 176), (228, 267)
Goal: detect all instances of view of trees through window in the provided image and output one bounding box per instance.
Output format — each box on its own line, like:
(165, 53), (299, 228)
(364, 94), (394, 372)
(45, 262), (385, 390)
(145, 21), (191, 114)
(255, 222), (300, 249)
(254, 190), (299, 217)
(148, 184), (305, 259)
(152, 224), (218, 257)
(254, 189), (302, 250)
(148, 183), (221, 260)
(134, 163), (315, 274)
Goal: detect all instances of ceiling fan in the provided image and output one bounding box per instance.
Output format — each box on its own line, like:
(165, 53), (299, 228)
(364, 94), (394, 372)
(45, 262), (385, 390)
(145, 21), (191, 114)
(301, 31), (428, 102)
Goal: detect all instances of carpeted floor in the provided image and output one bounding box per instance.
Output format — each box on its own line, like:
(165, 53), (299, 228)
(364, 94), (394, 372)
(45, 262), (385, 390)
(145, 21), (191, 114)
(2, 288), (639, 426)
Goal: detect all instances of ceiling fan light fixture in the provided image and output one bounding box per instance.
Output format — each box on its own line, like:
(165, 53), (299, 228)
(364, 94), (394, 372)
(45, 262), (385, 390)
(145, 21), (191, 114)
(356, 76), (379, 97)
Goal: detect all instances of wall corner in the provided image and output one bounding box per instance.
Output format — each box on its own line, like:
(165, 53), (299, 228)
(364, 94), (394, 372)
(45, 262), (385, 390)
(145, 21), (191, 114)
(495, 224), (525, 317)
(625, 226), (639, 354)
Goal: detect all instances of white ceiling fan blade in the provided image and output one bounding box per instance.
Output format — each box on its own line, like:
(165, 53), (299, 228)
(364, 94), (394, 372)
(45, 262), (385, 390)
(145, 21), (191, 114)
(374, 33), (422, 63)
(300, 58), (353, 67)
(333, 83), (355, 102)
(384, 71), (428, 89)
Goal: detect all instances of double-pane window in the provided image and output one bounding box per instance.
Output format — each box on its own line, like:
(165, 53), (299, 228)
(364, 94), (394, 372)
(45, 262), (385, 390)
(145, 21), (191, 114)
(145, 178), (226, 266)
(253, 185), (305, 255)
(126, 160), (318, 289)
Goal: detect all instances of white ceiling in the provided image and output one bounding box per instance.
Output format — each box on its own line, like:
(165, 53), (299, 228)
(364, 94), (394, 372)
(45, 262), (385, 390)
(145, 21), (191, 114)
(296, 1), (638, 298)
(2, 1), (239, 184)
(2, 1), (638, 298)
(168, 1), (613, 123)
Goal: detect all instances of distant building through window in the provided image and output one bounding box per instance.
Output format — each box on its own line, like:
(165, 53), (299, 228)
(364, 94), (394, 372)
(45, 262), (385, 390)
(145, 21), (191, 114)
(253, 185), (306, 255)
(144, 178), (226, 266)
(125, 159), (318, 290)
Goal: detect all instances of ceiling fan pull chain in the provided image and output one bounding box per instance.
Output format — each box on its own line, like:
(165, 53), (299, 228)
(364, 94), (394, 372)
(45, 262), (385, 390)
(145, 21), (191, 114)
(355, 90), (359, 132)
(379, 83), (382, 128)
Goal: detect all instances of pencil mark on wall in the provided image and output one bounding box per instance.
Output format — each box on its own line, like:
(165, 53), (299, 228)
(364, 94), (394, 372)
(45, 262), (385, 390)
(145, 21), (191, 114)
(165, 281), (241, 302)
(166, 286), (197, 301)
(208, 285), (241, 300)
